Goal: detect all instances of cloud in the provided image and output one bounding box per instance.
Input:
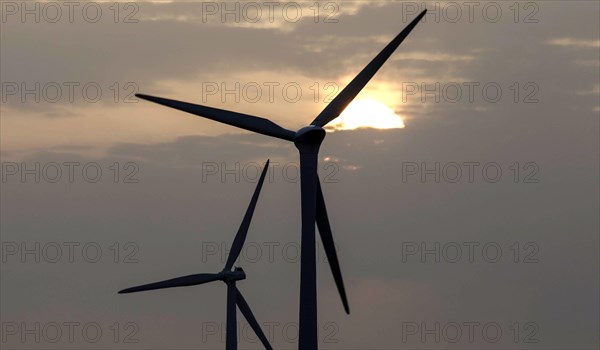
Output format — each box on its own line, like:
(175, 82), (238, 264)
(547, 37), (600, 48)
(392, 51), (478, 62)
(574, 85), (600, 96)
(2, 110), (598, 347)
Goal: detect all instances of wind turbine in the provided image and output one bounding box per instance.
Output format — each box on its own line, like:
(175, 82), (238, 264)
(119, 160), (273, 350)
(135, 10), (427, 349)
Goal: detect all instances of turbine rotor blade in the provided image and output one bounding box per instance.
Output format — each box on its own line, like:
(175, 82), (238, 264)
(136, 94), (296, 142)
(224, 160), (270, 271)
(118, 273), (220, 294)
(235, 287), (274, 350)
(310, 9), (427, 127)
(226, 283), (237, 350)
(316, 179), (350, 314)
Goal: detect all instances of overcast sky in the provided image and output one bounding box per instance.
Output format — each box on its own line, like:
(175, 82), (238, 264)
(1, 1), (599, 349)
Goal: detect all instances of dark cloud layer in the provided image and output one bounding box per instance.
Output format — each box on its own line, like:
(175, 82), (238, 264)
(2, 107), (598, 348)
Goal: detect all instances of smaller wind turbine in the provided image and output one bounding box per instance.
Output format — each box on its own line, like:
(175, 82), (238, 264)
(119, 160), (273, 350)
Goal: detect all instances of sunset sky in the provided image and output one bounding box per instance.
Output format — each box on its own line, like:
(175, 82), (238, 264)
(1, 1), (599, 349)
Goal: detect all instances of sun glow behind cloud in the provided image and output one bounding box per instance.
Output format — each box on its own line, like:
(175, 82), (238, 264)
(326, 99), (405, 131)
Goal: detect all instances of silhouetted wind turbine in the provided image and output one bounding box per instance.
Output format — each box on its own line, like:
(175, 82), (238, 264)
(135, 10), (427, 350)
(119, 160), (273, 350)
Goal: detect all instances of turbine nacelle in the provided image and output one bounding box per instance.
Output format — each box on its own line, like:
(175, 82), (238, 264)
(220, 267), (246, 282)
(294, 126), (326, 153)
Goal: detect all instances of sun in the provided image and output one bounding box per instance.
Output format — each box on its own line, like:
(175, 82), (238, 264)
(326, 99), (405, 131)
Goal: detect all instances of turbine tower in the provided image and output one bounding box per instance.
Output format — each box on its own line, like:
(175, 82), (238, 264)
(119, 160), (273, 350)
(134, 10), (427, 349)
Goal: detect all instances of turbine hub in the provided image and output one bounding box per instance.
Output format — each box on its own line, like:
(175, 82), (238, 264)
(294, 126), (325, 153)
(221, 267), (246, 282)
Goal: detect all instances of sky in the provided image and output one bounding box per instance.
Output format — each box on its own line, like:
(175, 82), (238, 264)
(1, 1), (599, 349)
